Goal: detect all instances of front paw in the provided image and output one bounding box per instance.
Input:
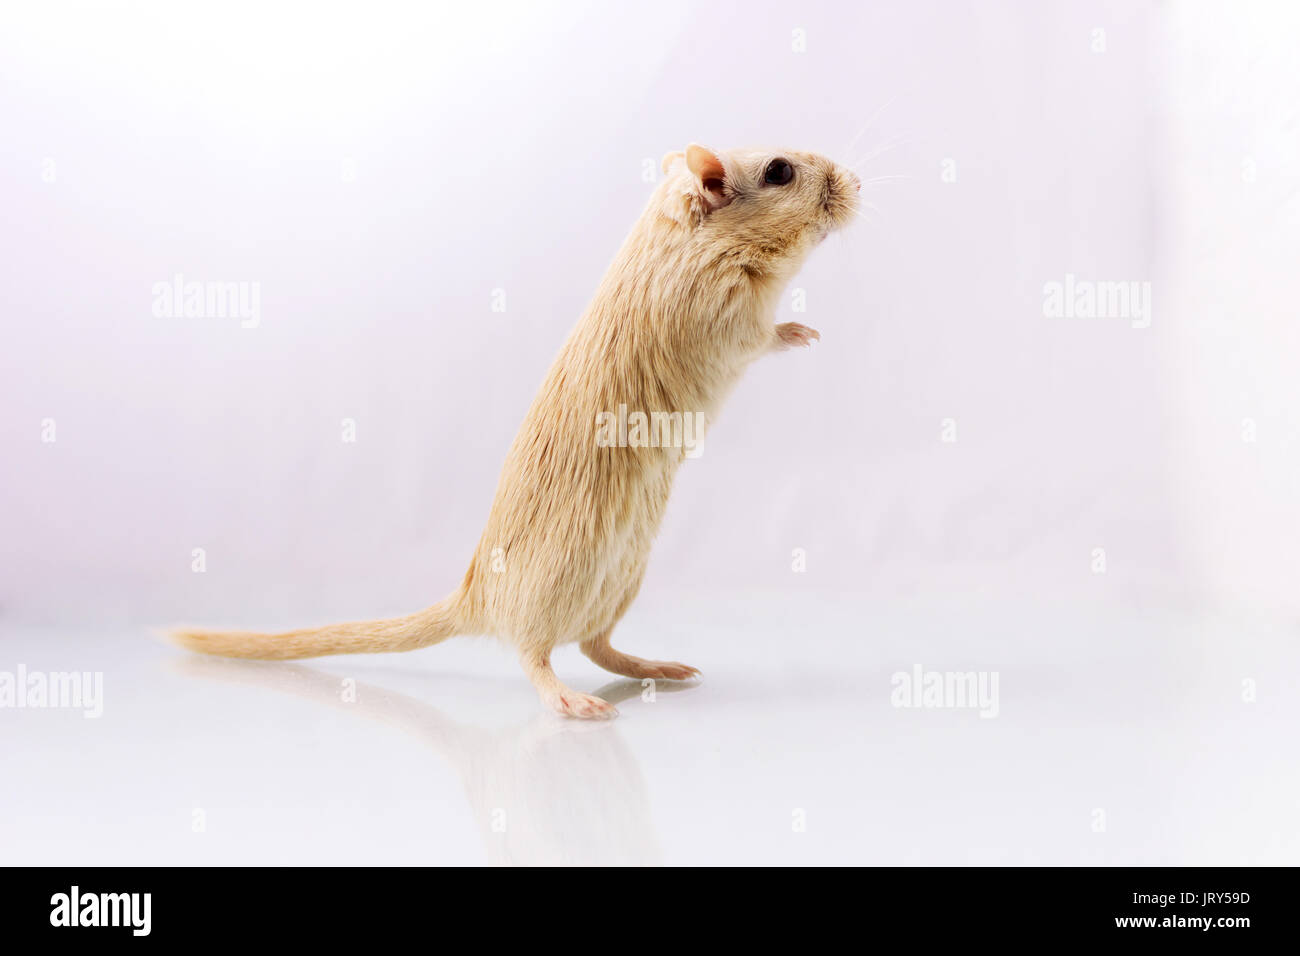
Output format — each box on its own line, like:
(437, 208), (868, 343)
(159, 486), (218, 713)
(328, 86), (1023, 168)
(774, 322), (821, 349)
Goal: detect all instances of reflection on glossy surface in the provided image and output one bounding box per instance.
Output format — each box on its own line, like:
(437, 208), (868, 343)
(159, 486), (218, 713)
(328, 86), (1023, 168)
(177, 657), (698, 866)
(3, 594), (1298, 865)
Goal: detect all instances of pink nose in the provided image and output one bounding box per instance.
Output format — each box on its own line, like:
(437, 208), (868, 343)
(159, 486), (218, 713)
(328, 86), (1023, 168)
(851, 173), (861, 191)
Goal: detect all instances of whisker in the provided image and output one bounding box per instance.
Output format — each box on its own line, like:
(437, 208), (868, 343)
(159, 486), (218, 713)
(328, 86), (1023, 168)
(848, 134), (909, 171)
(849, 203), (880, 225)
(841, 96), (897, 160)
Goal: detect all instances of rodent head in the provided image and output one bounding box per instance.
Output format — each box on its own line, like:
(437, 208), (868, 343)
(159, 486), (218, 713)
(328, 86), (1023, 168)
(659, 143), (861, 276)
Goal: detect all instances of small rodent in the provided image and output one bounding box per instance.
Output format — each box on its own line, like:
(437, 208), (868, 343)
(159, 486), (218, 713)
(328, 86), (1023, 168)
(172, 143), (861, 718)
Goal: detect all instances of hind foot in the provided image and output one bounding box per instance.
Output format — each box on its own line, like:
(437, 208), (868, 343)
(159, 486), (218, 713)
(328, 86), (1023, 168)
(549, 690), (618, 720)
(521, 649), (619, 720)
(580, 633), (701, 681)
(608, 657), (700, 681)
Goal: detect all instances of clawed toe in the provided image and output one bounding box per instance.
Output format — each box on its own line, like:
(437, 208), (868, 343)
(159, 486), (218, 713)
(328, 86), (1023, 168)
(775, 322), (821, 348)
(553, 691), (619, 720)
(636, 661), (701, 681)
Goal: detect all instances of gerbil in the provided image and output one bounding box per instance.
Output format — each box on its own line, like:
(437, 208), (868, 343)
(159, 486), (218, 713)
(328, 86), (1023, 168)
(172, 143), (861, 718)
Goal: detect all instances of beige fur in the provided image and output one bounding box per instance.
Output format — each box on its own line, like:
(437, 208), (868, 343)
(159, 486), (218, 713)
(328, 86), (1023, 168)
(171, 144), (860, 718)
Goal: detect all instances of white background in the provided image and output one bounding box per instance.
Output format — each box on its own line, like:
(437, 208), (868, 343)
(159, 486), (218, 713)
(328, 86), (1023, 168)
(1, 1), (1297, 865)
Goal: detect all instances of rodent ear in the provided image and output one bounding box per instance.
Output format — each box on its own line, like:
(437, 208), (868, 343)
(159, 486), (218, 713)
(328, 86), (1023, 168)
(661, 150), (685, 175)
(685, 143), (732, 210)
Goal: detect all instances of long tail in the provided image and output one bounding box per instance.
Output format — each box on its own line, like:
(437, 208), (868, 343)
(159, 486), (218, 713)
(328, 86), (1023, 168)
(168, 596), (462, 661)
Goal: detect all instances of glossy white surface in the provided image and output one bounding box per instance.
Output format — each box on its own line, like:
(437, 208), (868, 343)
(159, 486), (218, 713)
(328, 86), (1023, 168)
(3, 592), (1295, 866)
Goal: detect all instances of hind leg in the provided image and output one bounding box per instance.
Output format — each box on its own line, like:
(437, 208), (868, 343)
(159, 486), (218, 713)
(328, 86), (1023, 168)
(520, 648), (618, 720)
(578, 554), (698, 681)
(580, 629), (701, 681)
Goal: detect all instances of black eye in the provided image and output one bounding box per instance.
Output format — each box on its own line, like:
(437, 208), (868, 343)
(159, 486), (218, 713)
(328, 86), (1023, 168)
(763, 159), (794, 186)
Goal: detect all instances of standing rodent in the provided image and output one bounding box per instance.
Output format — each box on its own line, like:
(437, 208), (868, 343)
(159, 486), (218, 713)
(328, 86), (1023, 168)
(172, 143), (861, 718)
